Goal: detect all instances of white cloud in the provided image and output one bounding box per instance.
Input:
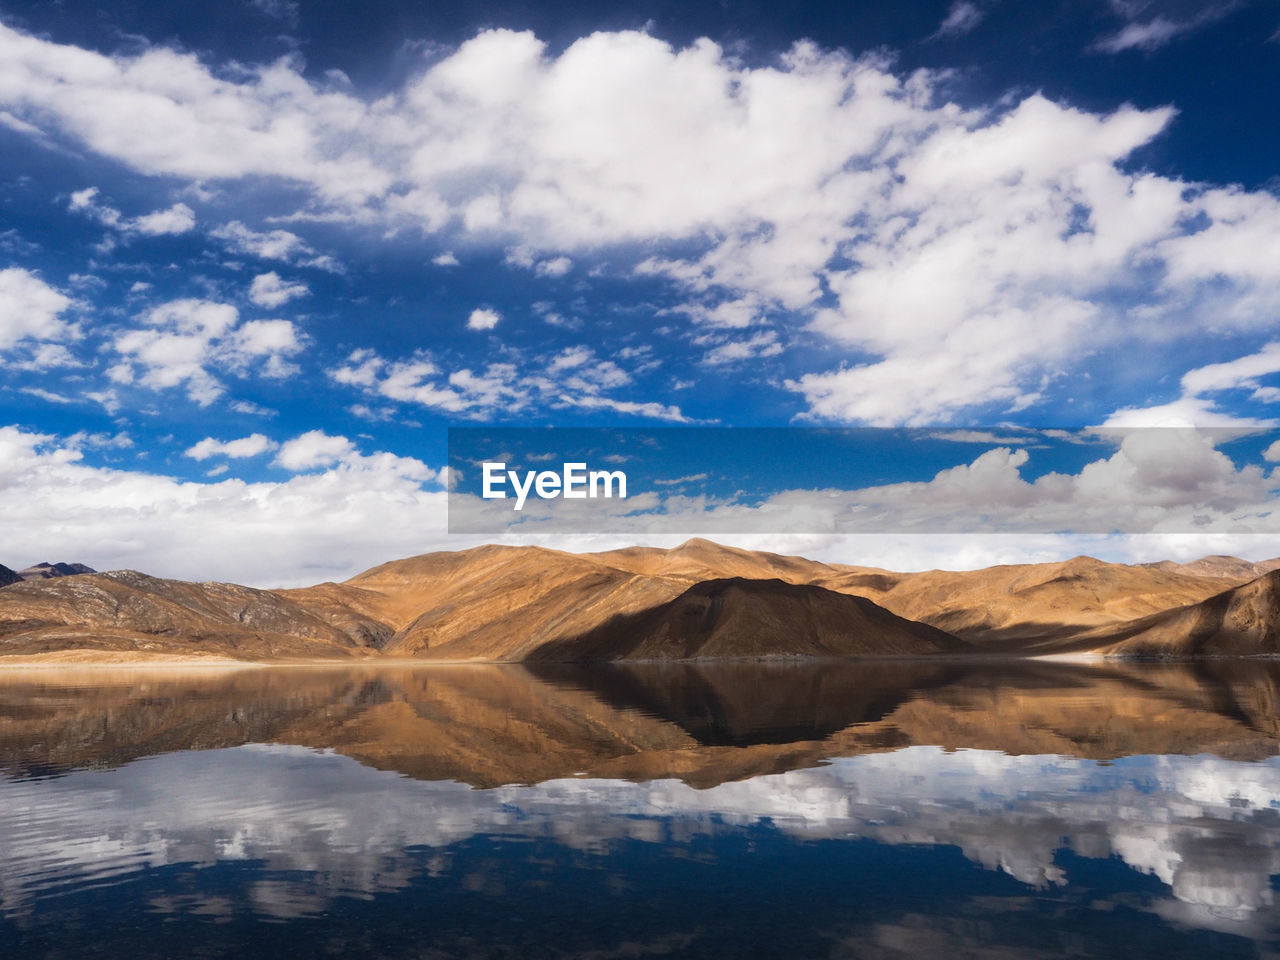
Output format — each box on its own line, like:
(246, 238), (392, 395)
(231, 399), (277, 417)
(5, 23), (1280, 423)
(67, 187), (194, 235)
(703, 330), (782, 365)
(931, 1), (986, 38)
(1105, 343), (1280, 428)
(20, 386), (74, 404)
(0, 266), (76, 352)
(0, 425), (440, 585)
(274, 429), (357, 471)
(249, 271), (309, 307)
(431, 251), (460, 266)
(111, 298), (304, 405)
(212, 221), (342, 271)
(329, 345), (688, 422)
(185, 433), (277, 460)
(536, 255), (572, 277)
(466, 307), (500, 331)
(131, 202), (195, 235)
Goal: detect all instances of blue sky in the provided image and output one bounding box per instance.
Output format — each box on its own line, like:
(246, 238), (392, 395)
(3, 0), (1280, 582)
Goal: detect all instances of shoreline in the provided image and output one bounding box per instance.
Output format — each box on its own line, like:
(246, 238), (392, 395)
(6, 650), (1280, 669)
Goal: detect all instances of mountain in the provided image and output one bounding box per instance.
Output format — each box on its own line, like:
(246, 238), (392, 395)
(591, 537), (845, 584)
(1141, 555), (1280, 581)
(821, 555), (1243, 645)
(3, 540), (1280, 662)
(1080, 569), (1280, 657)
(525, 577), (967, 661)
(17, 561), (96, 580)
(0, 570), (381, 660)
(284, 544), (689, 660)
(0, 565), (21, 588)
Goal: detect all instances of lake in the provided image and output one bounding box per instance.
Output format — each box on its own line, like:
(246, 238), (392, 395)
(2, 659), (1280, 958)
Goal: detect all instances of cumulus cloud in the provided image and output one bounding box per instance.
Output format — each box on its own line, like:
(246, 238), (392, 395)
(249, 271), (309, 308)
(3, 23), (1280, 423)
(131, 202), (196, 235)
(109, 299), (304, 405)
(0, 267), (77, 357)
(274, 429), (358, 470)
(466, 307), (501, 331)
(0, 425), (441, 585)
(184, 433), (277, 460)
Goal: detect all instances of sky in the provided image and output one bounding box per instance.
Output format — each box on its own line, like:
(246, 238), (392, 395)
(3, 0), (1280, 584)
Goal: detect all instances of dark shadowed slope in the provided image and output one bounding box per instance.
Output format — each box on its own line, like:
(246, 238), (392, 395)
(524, 577), (968, 661)
(17, 561), (96, 580)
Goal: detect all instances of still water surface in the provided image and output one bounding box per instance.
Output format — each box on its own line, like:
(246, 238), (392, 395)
(3, 659), (1280, 958)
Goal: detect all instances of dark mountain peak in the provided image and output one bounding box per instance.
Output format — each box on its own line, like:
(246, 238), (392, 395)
(18, 561), (97, 580)
(525, 576), (967, 662)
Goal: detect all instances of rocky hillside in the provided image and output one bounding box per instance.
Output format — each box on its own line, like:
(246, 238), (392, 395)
(0, 570), (383, 660)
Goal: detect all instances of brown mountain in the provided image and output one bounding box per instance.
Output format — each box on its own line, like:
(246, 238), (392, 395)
(1077, 569), (1280, 657)
(0, 569), (380, 660)
(3, 539), (1280, 662)
(285, 544), (688, 660)
(525, 577), (967, 661)
(1141, 555), (1280, 581)
(588, 540), (1244, 644)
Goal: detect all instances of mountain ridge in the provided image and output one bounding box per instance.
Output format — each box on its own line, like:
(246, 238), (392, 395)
(2, 540), (1279, 662)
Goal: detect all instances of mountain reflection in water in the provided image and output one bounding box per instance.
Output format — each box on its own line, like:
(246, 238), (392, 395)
(2, 659), (1280, 959)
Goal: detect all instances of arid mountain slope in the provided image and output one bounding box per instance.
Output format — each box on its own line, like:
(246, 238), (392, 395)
(591, 540), (1243, 643)
(0, 570), (379, 659)
(286, 544), (690, 660)
(3, 540), (1280, 661)
(591, 538), (848, 584)
(526, 577), (967, 661)
(826, 556), (1242, 644)
(0, 564), (20, 588)
(1078, 570), (1280, 657)
(1142, 555), (1280, 581)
